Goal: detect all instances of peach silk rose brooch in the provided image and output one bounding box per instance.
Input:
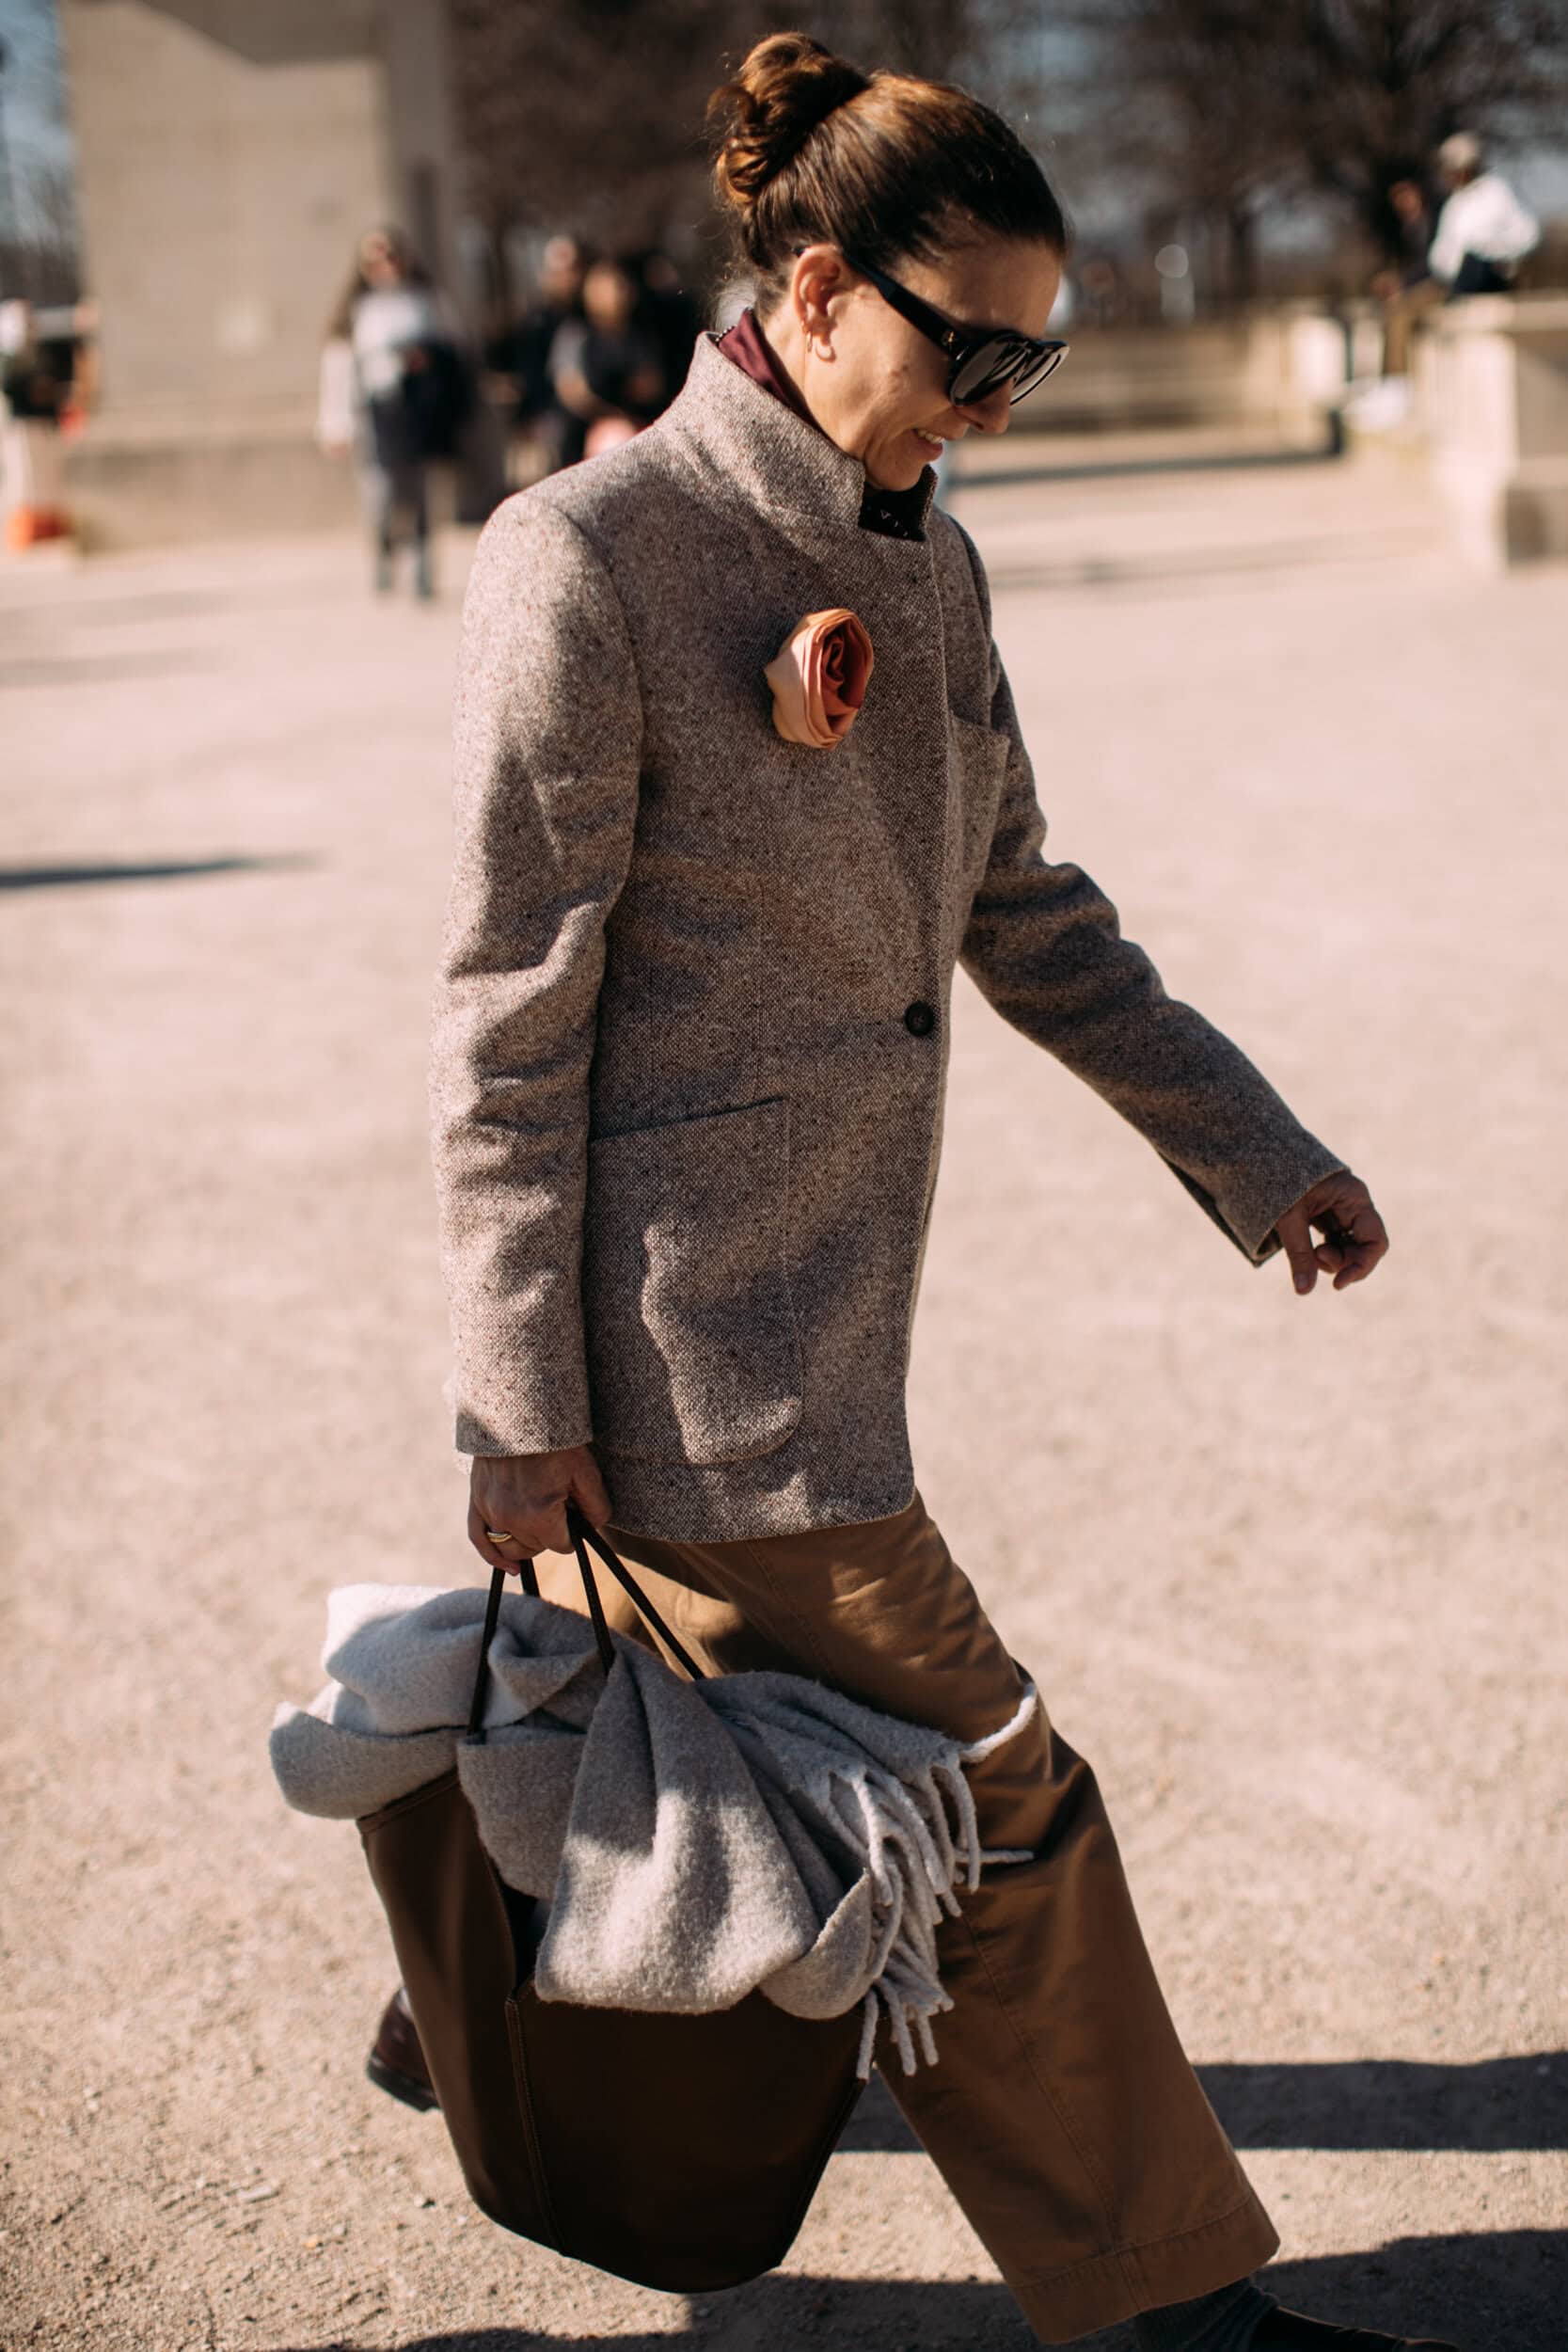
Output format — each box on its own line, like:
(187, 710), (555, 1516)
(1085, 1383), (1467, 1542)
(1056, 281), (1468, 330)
(764, 608), (875, 748)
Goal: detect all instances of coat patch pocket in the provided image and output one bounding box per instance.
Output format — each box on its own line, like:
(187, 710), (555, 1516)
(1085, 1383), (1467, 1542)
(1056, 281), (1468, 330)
(949, 712), (1011, 897)
(582, 1096), (803, 1467)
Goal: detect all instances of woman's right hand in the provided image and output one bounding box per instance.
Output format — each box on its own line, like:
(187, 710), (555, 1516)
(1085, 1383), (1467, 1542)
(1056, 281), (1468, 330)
(468, 1445), (611, 1569)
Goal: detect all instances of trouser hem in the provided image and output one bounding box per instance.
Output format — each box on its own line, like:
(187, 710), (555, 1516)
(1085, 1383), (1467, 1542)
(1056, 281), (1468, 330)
(1004, 2185), (1281, 2344)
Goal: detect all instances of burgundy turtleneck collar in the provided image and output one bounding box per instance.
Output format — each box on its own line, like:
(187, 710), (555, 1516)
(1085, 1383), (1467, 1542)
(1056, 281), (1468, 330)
(715, 308), (933, 543)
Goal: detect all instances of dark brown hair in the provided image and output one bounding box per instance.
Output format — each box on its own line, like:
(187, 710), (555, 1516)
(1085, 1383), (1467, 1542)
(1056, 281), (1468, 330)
(707, 32), (1069, 306)
(325, 224), (431, 343)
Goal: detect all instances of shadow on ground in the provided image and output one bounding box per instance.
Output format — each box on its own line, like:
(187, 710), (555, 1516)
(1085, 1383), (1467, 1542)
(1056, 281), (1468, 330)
(0, 854), (315, 891)
(839, 2053), (1568, 2153)
(0, 584), (349, 628)
(974, 532), (1434, 598)
(261, 2227), (1565, 2350)
(1203, 2053), (1568, 2153)
(948, 440), (1338, 493)
(0, 652), (225, 686)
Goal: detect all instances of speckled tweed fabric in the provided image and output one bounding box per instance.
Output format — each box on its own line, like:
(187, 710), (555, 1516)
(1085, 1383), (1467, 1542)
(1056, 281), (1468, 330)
(431, 333), (1343, 1539)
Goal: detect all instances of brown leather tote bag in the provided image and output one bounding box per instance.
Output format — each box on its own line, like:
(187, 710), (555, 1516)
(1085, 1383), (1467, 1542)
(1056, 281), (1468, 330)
(356, 1508), (865, 2291)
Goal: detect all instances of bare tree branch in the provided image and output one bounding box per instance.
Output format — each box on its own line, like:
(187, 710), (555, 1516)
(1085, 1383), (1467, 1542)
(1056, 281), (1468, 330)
(446, 1), (1053, 277)
(1064, 0), (1568, 283)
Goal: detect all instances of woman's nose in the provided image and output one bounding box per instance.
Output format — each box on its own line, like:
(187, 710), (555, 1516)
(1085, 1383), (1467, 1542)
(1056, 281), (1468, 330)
(955, 384), (1013, 436)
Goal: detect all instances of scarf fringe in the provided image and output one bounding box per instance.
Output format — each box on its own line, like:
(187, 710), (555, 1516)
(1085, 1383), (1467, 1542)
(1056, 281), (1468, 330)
(844, 1680), (1039, 2077)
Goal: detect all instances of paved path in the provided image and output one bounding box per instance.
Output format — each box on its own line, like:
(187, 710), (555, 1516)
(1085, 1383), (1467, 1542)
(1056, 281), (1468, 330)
(2, 454), (1564, 2352)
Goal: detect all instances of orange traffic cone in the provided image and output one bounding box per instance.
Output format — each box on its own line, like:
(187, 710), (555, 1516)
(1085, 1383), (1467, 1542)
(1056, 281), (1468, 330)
(5, 504), (70, 550)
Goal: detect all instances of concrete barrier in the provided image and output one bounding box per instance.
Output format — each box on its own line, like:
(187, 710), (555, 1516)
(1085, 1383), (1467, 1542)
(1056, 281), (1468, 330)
(1416, 295), (1568, 566)
(1013, 309), (1340, 447)
(59, 408), (359, 548)
(60, 405), (510, 551)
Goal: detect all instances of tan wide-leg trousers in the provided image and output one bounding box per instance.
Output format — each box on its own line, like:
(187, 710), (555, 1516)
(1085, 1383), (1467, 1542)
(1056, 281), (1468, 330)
(535, 1492), (1278, 2344)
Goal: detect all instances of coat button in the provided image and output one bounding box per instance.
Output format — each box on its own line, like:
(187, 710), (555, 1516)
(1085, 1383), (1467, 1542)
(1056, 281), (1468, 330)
(903, 1000), (937, 1037)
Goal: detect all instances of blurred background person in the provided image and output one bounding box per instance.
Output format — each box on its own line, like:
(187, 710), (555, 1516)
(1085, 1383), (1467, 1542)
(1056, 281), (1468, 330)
(1, 297), (72, 548)
(1428, 132), (1540, 296)
(317, 224), (472, 601)
(1075, 253), (1129, 329)
(1370, 176), (1438, 379)
(710, 267), (755, 333)
(548, 255), (665, 461)
(631, 247), (701, 406)
(487, 232), (588, 477)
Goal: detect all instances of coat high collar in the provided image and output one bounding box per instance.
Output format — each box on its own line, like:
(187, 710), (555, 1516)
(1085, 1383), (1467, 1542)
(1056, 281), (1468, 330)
(661, 333), (938, 557)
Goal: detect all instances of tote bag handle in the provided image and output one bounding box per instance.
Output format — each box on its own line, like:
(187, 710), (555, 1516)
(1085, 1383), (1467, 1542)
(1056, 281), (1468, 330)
(467, 1502), (705, 1742)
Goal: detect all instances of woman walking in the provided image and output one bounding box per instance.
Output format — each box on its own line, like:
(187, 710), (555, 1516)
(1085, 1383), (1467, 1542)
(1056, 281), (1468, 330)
(420, 34), (1443, 2352)
(318, 225), (467, 599)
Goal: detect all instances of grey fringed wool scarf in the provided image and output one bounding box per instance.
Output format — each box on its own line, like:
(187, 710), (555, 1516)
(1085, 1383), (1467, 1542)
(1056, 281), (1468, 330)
(270, 1581), (1037, 2075)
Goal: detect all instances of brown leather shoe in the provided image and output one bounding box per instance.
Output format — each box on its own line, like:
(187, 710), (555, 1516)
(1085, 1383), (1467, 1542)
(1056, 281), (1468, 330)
(365, 1985), (439, 2113)
(1251, 2309), (1460, 2352)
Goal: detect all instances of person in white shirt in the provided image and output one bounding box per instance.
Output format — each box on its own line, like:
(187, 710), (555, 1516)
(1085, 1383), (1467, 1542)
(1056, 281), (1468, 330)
(318, 226), (467, 600)
(1428, 133), (1540, 294)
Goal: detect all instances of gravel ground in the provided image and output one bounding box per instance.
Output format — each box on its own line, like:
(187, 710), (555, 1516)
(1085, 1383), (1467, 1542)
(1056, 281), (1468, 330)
(1, 452), (1563, 2352)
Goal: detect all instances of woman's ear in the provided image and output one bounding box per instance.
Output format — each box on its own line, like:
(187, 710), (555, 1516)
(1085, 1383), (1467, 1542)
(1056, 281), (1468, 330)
(790, 245), (848, 359)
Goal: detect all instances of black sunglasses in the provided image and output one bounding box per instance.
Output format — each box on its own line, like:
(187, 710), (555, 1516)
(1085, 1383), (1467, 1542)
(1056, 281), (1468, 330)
(846, 253), (1069, 407)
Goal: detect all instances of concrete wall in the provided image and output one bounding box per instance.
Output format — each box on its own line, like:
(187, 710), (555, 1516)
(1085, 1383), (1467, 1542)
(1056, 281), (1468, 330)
(380, 0), (465, 317)
(55, 0), (468, 544)
(59, 0), (391, 422)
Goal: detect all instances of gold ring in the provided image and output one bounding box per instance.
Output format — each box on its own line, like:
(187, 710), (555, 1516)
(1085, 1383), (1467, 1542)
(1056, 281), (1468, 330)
(483, 1527), (515, 1545)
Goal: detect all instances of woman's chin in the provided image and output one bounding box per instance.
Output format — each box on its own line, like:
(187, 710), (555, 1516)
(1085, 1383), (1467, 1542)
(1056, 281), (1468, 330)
(865, 444), (934, 493)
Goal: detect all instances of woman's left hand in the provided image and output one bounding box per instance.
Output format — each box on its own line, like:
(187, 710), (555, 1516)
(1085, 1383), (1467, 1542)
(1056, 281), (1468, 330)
(1274, 1171), (1388, 1295)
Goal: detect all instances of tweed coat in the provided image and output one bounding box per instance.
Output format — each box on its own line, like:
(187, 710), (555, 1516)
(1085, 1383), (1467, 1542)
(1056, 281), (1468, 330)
(431, 333), (1344, 1541)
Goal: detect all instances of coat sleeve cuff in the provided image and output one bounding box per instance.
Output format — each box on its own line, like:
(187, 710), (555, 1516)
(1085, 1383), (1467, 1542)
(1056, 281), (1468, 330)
(444, 1361), (594, 1458)
(453, 1408), (595, 1458)
(1159, 1152), (1349, 1267)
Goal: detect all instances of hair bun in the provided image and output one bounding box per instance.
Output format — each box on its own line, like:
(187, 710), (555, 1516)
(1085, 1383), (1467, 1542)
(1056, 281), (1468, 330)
(708, 33), (870, 210)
